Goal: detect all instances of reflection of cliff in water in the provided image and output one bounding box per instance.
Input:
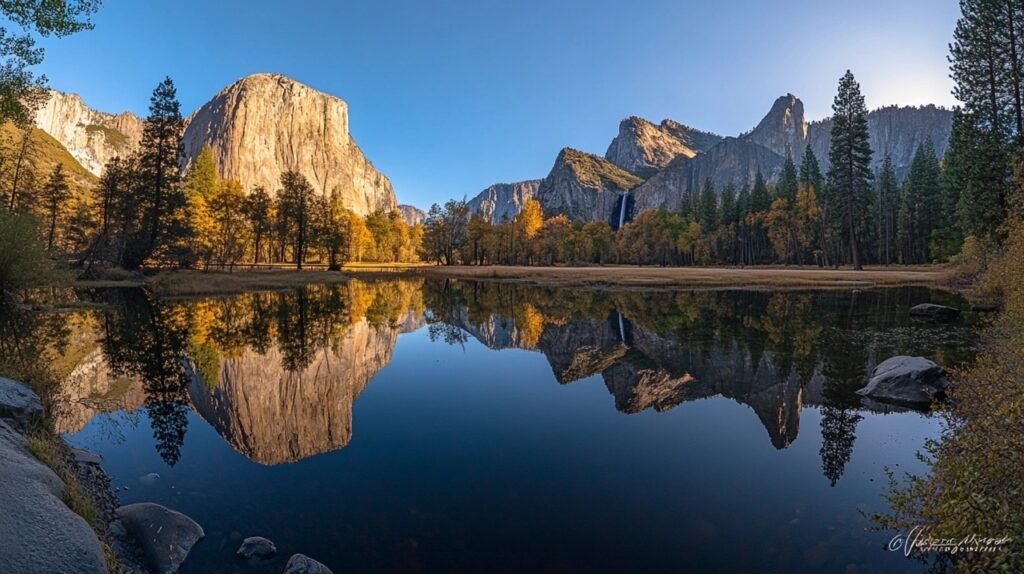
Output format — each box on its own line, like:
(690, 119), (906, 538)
(43, 279), (975, 482)
(186, 313), (419, 465)
(427, 282), (977, 453)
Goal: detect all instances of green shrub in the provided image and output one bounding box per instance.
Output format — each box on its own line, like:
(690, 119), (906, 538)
(0, 210), (58, 292)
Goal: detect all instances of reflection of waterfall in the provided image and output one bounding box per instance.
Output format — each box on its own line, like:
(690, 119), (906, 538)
(617, 310), (626, 343)
(618, 192), (628, 229)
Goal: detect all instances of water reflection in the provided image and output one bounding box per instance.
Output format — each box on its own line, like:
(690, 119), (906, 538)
(8, 281), (977, 486)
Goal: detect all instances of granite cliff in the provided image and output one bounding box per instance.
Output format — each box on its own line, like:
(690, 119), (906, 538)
(182, 74), (396, 216)
(32, 90), (143, 175)
(33, 74), (399, 217)
(535, 148), (644, 223)
(605, 116), (722, 177)
(467, 179), (542, 223)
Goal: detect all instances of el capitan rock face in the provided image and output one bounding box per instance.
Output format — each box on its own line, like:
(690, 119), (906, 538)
(467, 179), (542, 223)
(181, 73), (396, 216)
(605, 116), (722, 177)
(535, 148), (644, 223)
(32, 90), (143, 175)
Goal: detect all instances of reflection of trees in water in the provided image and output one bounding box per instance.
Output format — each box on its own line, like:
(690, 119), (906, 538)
(0, 301), (71, 403)
(94, 280), (426, 464)
(420, 281), (972, 484)
(99, 289), (192, 466)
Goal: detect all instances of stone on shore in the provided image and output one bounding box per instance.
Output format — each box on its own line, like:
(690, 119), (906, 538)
(116, 502), (204, 574)
(856, 356), (948, 405)
(0, 377), (43, 432)
(0, 420), (107, 573)
(909, 303), (960, 321)
(284, 553), (334, 574)
(236, 536), (277, 560)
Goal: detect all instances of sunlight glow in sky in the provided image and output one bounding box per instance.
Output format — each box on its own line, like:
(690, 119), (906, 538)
(36, 0), (960, 208)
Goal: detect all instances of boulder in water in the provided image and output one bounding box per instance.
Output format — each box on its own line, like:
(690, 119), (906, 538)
(116, 502), (204, 574)
(284, 553), (334, 574)
(909, 303), (960, 321)
(856, 356), (948, 405)
(236, 536), (277, 560)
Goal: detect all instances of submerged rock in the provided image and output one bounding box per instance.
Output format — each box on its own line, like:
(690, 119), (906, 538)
(69, 446), (102, 466)
(284, 553), (334, 574)
(236, 536), (277, 560)
(116, 502), (204, 574)
(909, 303), (960, 321)
(856, 356), (948, 405)
(0, 420), (107, 573)
(0, 377), (43, 432)
(138, 472), (160, 485)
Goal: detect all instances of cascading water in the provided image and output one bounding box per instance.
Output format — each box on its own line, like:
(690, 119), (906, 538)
(616, 310), (626, 343)
(618, 192), (628, 229)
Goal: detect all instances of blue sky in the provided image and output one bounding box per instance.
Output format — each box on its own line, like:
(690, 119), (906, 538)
(36, 0), (959, 209)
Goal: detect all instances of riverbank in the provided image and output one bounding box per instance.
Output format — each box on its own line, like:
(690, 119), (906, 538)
(73, 263), (958, 297)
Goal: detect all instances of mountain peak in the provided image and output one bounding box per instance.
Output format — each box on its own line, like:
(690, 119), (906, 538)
(743, 93), (807, 157)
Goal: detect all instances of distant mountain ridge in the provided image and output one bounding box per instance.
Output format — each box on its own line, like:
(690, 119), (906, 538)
(466, 94), (953, 224)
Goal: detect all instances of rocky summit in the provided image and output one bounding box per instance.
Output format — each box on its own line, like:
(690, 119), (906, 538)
(535, 148), (644, 223)
(605, 116), (722, 177)
(182, 73), (396, 216)
(398, 204), (426, 226)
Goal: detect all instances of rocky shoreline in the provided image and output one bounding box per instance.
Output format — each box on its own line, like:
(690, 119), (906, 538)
(1, 376), (338, 573)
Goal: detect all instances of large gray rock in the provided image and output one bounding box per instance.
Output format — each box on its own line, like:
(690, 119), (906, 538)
(116, 502), (204, 574)
(0, 377), (43, 432)
(910, 303), (961, 321)
(856, 356), (949, 405)
(236, 536), (277, 560)
(0, 420), (107, 573)
(284, 553), (334, 574)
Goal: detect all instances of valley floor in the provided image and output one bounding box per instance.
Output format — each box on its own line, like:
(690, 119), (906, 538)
(412, 264), (955, 289)
(75, 263), (956, 297)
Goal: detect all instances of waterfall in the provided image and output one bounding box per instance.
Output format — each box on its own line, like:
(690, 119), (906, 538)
(618, 192), (628, 229)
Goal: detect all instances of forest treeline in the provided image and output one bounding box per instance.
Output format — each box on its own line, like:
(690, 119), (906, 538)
(419, 70), (1003, 269)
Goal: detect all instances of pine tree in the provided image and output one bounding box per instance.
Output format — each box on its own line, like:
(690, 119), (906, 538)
(750, 171), (771, 212)
(778, 156), (798, 202)
(898, 140), (942, 263)
(122, 77), (186, 269)
(826, 70), (873, 270)
(875, 155), (898, 264)
(719, 183), (737, 226)
(698, 178), (718, 233)
(40, 162), (70, 251)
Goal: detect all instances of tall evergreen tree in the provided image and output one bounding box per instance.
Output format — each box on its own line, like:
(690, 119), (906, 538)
(698, 178), (718, 233)
(40, 162), (70, 251)
(825, 70), (873, 270)
(874, 155), (899, 264)
(121, 77), (186, 269)
(719, 183), (738, 226)
(778, 156), (798, 202)
(898, 140), (942, 263)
